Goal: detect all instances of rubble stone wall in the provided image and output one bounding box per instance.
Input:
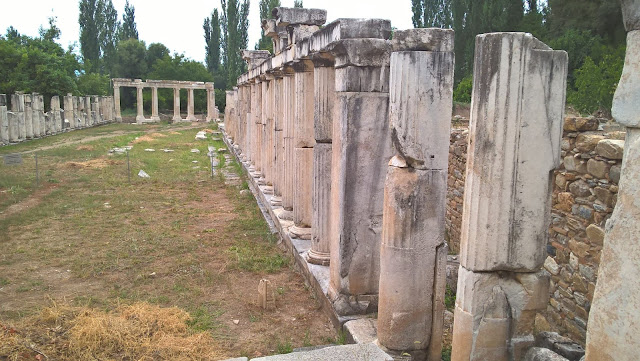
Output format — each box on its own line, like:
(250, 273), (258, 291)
(444, 116), (623, 345)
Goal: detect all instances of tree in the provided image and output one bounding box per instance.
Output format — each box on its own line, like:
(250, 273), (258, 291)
(411, 0), (453, 28)
(547, 0), (624, 45)
(79, 0), (101, 72)
(120, 0), (138, 40)
(99, 0), (119, 74)
(146, 42), (170, 70)
(220, 0), (250, 89)
(39, 16), (61, 42)
(256, 0), (280, 53)
(204, 9), (222, 73)
(294, 0), (303, 7)
(112, 38), (146, 78)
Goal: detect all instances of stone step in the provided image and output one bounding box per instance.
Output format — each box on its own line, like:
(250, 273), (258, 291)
(248, 343), (393, 361)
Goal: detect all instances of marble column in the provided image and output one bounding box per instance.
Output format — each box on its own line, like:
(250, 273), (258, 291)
(585, 3), (640, 359)
(63, 94), (73, 129)
(11, 93), (25, 141)
(263, 75), (275, 192)
(377, 29), (454, 361)
(114, 85), (122, 122)
(289, 60), (315, 240)
(280, 70), (296, 220)
(93, 96), (102, 124)
(308, 59), (335, 265)
(51, 96), (62, 133)
(206, 83), (215, 122)
(250, 80), (263, 177)
(151, 87), (160, 121)
(271, 73), (284, 207)
(136, 86), (144, 124)
(34, 94), (45, 136)
(172, 88), (182, 122)
(85, 97), (92, 126)
(0, 94), (7, 145)
(327, 37), (394, 316)
(24, 94), (33, 139)
(451, 33), (568, 361)
(187, 88), (197, 121)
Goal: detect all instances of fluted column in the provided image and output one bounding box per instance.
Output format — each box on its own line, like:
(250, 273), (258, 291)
(0, 94), (8, 145)
(173, 88), (182, 122)
(308, 57), (335, 265)
(136, 86), (144, 124)
(187, 88), (197, 121)
(377, 29), (454, 361)
(206, 82), (215, 122)
(85, 97), (92, 126)
(24, 94), (33, 139)
(271, 72), (284, 207)
(151, 87), (160, 121)
(281, 69), (296, 220)
(585, 4), (640, 360)
(451, 33), (568, 361)
(114, 85), (122, 122)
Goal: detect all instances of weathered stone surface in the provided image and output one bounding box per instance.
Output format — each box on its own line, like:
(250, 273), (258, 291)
(327, 39), (391, 69)
(585, 128), (640, 360)
(575, 133), (605, 152)
(389, 51), (454, 169)
(329, 92), (392, 304)
(272, 7), (327, 27)
(609, 164), (621, 183)
(563, 117), (599, 132)
(294, 68), (315, 148)
(595, 139), (624, 159)
(612, 31), (640, 127)
(7, 112), (19, 142)
(242, 50), (271, 70)
(258, 279), (275, 311)
(459, 33), (568, 272)
(344, 318), (377, 344)
(0, 105), (8, 144)
(451, 267), (550, 361)
(309, 143), (332, 265)
(391, 28), (454, 52)
(252, 343), (392, 361)
(585, 224), (605, 245)
(569, 179), (591, 197)
(24, 94), (33, 139)
(620, 0), (640, 31)
(586, 158), (608, 179)
(378, 167), (447, 356)
(524, 348), (570, 361)
(313, 66), (335, 143)
(293, 147), (313, 228)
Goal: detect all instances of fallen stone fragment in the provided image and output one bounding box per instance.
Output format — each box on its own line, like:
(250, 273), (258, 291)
(144, 148), (155, 152)
(138, 170), (150, 178)
(190, 149), (200, 153)
(195, 131), (207, 140)
(162, 149), (174, 153)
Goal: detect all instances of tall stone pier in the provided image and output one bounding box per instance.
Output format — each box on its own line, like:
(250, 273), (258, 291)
(451, 33), (567, 361)
(585, 2), (640, 360)
(377, 29), (454, 361)
(0, 94), (7, 145)
(327, 35), (394, 315)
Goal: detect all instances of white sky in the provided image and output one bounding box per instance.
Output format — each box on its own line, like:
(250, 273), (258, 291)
(0, 0), (413, 63)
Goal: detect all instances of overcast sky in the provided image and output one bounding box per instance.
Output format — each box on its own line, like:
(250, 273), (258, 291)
(1, 0), (413, 63)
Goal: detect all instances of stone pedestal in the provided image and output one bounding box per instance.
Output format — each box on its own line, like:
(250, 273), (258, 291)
(151, 87), (160, 121)
(173, 88), (182, 122)
(377, 30), (454, 361)
(187, 88), (197, 121)
(584, 14), (640, 360)
(136, 86), (144, 123)
(451, 33), (568, 361)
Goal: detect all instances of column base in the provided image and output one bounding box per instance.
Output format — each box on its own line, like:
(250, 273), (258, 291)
(257, 177), (267, 185)
(270, 196), (283, 207)
(307, 249), (330, 266)
(136, 115), (145, 124)
(274, 208), (294, 221)
(289, 225), (312, 240)
(150, 116), (161, 122)
(172, 116), (184, 122)
(115, 116), (123, 123)
(262, 185), (274, 195)
(186, 115), (197, 122)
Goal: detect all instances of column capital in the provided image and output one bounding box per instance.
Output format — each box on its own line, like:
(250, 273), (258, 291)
(326, 39), (391, 68)
(310, 52), (335, 68)
(391, 28), (454, 52)
(291, 59), (314, 72)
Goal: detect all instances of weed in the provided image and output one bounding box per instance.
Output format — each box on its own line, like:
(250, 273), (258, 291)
(186, 306), (223, 332)
(303, 330), (312, 347)
(0, 277), (9, 286)
(442, 345), (452, 361)
(445, 285), (456, 311)
(228, 241), (289, 273)
(275, 339), (293, 354)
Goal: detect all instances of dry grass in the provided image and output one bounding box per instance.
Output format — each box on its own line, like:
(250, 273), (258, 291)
(0, 302), (224, 360)
(65, 158), (121, 169)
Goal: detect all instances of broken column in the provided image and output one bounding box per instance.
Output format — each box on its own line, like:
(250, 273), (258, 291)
(85, 96), (92, 127)
(93, 96), (102, 124)
(11, 93), (25, 141)
(377, 29), (454, 361)
(308, 54), (335, 265)
(327, 32), (394, 315)
(0, 94), (7, 145)
(24, 94), (34, 139)
(271, 71), (285, 207)
(585, 3), (640, 360)
(451, 33), (568, 361)
(64, 94), (73, 129)
(34, 94), (45, 136)
(290, 59), (315, 240)
(51, 96), (62, 133)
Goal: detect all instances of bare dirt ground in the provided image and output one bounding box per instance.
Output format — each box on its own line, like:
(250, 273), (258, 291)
(0, 124), (336, 360)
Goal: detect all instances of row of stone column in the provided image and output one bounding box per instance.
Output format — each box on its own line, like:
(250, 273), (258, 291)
(114, 83), (217, 124)
(0, 93), (115, 145)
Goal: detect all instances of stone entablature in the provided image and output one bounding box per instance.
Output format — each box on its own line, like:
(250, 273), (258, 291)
(111, 78), (217, 124)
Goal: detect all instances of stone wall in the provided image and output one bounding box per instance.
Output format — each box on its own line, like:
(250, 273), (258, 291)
(443, 116), (624, 346)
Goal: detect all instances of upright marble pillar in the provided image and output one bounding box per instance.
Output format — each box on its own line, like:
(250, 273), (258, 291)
(11, 93), (25, 141)
(151, 87), (160, 121)
(34, 94), (45, 136)
(173, 88), (182, 122)
(93, 96), (102, 124)
(187, 88), (197, 121)
(0, 94), (8, 145)
(64, 94), (73, 129)
(51, 96), (62, 133)
(281, 71), (296, 218)
(451, 33), (568, 361)
(136, 86), (144, 124)
(271, 74), (285, 206)
(289, 60), (315, 240)
(327, 36), (394, 315)
(24, 94), (33, 139)
(585, 3), (640, 360)
(85, 97), (92, 126)
(206, 83), (216, 121)
(309, 60), (335, 265)
(114, 86), (122, 122)
(377, 29), (454, 361)
(250, 80), (263, 177)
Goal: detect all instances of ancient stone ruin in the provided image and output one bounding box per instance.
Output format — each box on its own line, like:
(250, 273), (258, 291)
(112, 78), (218, 124)
(0, 92), (116, 145)
(221, 4), (640, 361)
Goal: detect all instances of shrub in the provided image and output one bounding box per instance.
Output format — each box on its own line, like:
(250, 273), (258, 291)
(453, 75), (473, 104)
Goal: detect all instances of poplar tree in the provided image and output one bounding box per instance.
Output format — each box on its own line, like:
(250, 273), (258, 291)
(79, 0), (101, 72)
(120, 0), (138, 40)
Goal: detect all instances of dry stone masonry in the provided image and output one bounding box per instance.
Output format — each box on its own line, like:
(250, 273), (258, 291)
(221, 4), (639, 361)
(0, 92), (116, 146)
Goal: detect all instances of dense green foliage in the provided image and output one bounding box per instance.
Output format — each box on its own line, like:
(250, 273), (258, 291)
(413, 0), (627, 115)
(119, 0), (138, 41)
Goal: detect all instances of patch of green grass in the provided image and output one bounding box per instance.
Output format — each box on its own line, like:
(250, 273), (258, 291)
(187, 306), (224, 332)
(275, 339), (293, 354)
(0, 277), (9, 286)
(227, 240), (289, 273)
(445, 284), (456, 311)
(442, 345), (452, 361)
